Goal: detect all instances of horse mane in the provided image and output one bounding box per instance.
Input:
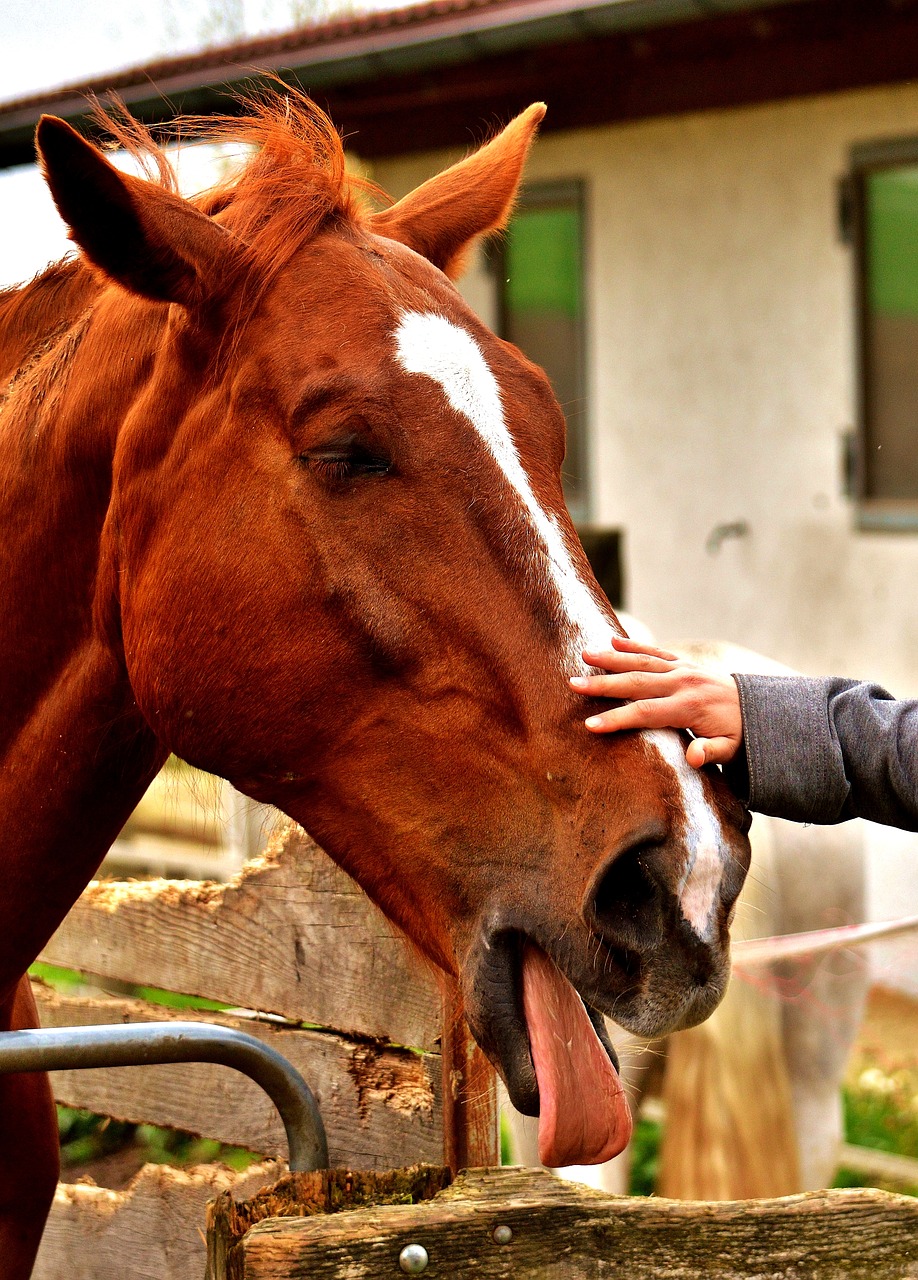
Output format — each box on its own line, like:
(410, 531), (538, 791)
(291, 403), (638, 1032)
(0, 259), (99, 387)
(0, 86), (379, 385)
(97, 85), (377, 287)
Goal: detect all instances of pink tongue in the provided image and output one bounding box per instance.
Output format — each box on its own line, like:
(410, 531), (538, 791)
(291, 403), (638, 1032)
(521, 943), (633, 1167)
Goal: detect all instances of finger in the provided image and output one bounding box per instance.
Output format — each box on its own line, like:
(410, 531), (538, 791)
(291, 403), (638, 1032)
(612, 635), (680, 663)
(685, 736), (737, 768)
(571, 671), (682, 700)
(584, 698), (689, 734)
(577, 649), (676, 677)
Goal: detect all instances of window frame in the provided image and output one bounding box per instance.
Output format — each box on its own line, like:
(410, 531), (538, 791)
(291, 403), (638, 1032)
(491, 178), (591, 522)
(849, 136), (918, 531)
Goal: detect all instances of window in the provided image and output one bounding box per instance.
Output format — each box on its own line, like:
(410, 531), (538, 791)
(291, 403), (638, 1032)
(850, 140), (918, 527)
(495, 181), (589, 520)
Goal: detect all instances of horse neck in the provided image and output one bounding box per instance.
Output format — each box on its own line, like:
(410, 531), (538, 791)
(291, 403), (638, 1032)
(0, 264), (132, 740)
(0, 269), (166, 994)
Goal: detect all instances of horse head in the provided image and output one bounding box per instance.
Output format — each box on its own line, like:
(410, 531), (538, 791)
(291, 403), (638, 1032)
(36, 96), (751, 1167)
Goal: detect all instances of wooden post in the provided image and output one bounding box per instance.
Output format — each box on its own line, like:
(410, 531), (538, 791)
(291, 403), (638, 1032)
(441, 982), (500, 1171)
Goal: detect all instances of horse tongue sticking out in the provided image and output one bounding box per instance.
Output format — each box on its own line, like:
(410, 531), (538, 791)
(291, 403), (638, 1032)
(521, 945), (633, 1167)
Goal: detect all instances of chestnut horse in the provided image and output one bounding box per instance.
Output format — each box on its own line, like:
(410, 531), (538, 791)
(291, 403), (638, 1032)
(0, 93), (750, 1275)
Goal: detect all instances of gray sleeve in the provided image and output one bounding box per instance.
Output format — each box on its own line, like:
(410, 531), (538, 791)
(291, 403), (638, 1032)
(724, 673), (918, 830)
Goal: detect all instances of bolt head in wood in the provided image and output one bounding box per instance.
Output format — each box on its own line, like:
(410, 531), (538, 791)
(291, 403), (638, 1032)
(492, 1223), (513, 1244)
(399, 1243), (429, 1273)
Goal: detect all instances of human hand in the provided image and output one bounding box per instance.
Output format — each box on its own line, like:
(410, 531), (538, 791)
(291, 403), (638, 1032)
(570, 636), (744, 768)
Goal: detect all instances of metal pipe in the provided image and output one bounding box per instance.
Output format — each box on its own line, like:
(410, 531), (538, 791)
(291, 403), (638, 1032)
(733, 913), (918, 970)
(0, 1021), (328, 1172)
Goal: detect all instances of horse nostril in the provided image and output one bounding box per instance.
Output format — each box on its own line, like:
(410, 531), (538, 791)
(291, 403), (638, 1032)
(586, 837), (666, 955)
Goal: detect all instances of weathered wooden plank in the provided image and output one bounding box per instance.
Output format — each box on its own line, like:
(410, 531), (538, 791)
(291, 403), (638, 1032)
(103, 834), (238, 882)
(217, 1167), (918, 1280)
(40, 823), (442, 1049)
(206, 1166), (452, 1280)
(441, 982), (499, 1171)
(33, 983), (444, 1170)
(34, 1160), (278, 1280)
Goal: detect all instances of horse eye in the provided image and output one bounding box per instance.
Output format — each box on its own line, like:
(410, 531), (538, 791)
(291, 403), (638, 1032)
(299, 441), (392, 483)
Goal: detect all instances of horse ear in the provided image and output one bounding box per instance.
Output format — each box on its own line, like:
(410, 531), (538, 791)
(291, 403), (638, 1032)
(36, 115), (244, 308)
(370, 103), (546, 280)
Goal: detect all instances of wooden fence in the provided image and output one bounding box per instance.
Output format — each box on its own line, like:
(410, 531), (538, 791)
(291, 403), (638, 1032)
(101, 760), (270, 880)
(26, 804), (918, 1278)
(31, 823), (500, 1280)
(208, 1167), (918, 1280)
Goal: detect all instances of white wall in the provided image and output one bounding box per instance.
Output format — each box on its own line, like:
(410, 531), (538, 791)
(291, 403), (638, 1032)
(372, 86), (918, 983)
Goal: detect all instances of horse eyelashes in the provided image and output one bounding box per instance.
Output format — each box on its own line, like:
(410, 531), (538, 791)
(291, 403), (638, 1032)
(300, 449), (392, 484)
(311, 457), (355, 483)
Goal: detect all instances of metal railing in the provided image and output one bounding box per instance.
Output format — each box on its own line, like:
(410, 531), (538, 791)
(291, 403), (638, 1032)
(0, 1021), (328, 1172)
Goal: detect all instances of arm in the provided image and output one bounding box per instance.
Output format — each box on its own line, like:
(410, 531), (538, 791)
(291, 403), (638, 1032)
(572, 637), (918, 830)
(734, 672), (918, 829)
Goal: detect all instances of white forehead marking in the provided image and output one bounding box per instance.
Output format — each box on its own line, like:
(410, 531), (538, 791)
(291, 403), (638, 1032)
(395, 311), (614, 666)
(393, 310), (725, 939)
(652, 731), (726, 941)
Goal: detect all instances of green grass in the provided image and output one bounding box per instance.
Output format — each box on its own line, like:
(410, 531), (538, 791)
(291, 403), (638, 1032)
(500, 1112), (513, 1166)
(831, 1066), (918, 1195)
(130, 985), (229, 1011)
(617, 1080), (916, 1198)
(841, 1072), (918, 1160)
(627, 1117), (662, 1196)
(29, 961), (229, 1011)
(57, 1106), (260, 1176)
(29, 961), (87, 991)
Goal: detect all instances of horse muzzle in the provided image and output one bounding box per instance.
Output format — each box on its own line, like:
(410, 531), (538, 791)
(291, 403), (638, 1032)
(461, 917), (634, 1167)
(459, 856), (739, 1168)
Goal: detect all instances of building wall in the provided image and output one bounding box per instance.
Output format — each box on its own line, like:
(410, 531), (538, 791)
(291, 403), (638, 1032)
(373, 82), (918, 697)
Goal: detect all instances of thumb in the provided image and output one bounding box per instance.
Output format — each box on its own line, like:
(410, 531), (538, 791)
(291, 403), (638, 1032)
(685, 736), (735, 768)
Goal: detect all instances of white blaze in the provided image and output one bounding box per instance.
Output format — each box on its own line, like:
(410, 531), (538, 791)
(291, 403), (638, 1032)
(393, 310), (726, 939)
(394, 310), (614, 668)
(652, 731), (729, 940)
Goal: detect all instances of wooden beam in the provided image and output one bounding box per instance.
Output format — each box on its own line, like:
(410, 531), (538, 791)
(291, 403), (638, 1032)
(35, 1160), (277, 1280)
(314, 0), (918, 157)
(33, 983), (444, 1170)
(205, 1165), (452, 1280)
(838, 1142), (918, 1191)
(212, 1166), (918, 1279)
(40, 825), (441, 1051)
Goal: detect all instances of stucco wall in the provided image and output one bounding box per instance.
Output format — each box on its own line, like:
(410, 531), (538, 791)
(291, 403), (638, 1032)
(373, 84), (918, 698)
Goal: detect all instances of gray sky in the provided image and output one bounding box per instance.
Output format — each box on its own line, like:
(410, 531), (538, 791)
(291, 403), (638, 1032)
(0, 0), (400, 286)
